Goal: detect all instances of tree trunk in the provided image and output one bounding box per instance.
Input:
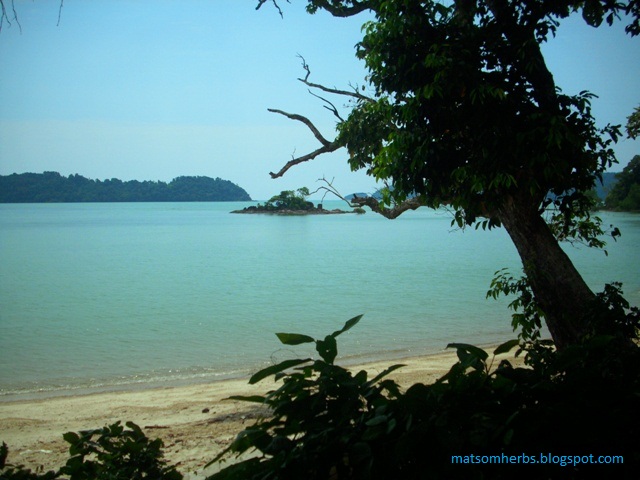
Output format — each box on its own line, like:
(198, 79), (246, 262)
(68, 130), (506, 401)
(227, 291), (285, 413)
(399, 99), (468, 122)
(497, 194), (597, 349)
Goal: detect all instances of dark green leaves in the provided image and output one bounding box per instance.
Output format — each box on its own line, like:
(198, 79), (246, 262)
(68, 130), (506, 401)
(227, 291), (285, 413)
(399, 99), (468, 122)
(274, 314), (363, 365)
(493, 339), (520, 356)
(275, 333), (315, 345)
(249, 358), (312, 385)
(332, 314), (363, 337)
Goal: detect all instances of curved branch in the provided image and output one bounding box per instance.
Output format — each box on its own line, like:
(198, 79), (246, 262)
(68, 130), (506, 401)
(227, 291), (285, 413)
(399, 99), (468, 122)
(308, 89), (344, 122)
(297, 54), (373, 102)
(310, 177), (356, 206)
(350, 195), (424, 219)
(269, 143), (340, 179)
(268, 108), (333, 147)
(308, 0), (372, 17)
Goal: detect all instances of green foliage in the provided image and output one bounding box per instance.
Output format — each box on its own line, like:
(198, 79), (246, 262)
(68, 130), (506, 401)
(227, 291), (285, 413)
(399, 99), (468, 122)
(59, 421), (182, 480)
(606, 155), (640, 211)
(1, 422), (182, 480)
(208, 315), (406, 479)
(210, 317), (640, 479)
(487, 269), (547, 342)
(488, 269), (639, 343)
(333, 1), (631, 236)
(0, 172), (252, 202)
(257, 187), (315, 211)
(627, 105), (640, 139)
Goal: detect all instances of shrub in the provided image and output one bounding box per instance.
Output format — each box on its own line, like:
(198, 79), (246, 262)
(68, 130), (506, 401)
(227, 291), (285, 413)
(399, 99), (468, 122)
(209, 316), (639, 479)
(1, 422), (182, 480)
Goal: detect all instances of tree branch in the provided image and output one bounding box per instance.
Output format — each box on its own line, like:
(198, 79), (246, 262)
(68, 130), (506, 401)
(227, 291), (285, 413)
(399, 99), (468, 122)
(57, 0), (64, 27)
(350, 195), (424, 219)
(269, 143), (340, 179)
(268, 108), (334, 147)
(307, 89), (345, 122)
(255, 0), (290, 18)
(308, 0), (372, 17)
(297, 54), (372, 102)
(0, 0), (21, 33)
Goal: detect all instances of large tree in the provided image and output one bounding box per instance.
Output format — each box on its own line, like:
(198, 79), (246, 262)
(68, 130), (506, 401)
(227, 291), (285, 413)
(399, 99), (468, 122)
(258, 0), (639, 349)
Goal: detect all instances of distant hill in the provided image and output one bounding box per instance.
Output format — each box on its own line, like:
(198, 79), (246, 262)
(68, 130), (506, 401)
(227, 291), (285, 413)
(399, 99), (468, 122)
(0, 172), (252, 203)
(595, 172), (619, 201)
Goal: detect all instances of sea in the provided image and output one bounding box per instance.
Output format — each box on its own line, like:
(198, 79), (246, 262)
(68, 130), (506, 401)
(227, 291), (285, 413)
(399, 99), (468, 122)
(1, 201), (638, 400)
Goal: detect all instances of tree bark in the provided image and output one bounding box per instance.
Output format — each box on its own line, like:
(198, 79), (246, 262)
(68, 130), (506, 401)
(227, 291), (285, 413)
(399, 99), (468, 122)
(497, 194), (597, 349)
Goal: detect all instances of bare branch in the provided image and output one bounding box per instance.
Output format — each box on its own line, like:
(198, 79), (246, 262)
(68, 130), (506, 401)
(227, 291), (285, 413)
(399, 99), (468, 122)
(310, 177), (356, 206)
(297, 54), (373, 102)
(268, 108), (334, 147)
(0, 0), (22, 33)
(350, 195), (424, 219)
(307, 89), (345, 122)
(255, 0), (290, 18)
(269, 143), (340, 179)
(311, 177), (425, 219)
(57, 0), (64, 27)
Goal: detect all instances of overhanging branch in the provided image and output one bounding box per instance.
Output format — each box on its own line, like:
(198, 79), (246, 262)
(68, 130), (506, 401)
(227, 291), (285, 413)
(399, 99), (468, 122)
(267, 108), (333, 147)
(308, 0), (372, 17)
(297, 54), (373, 103)
(350, 195), (424, 219)
(269, 142), (340, 179)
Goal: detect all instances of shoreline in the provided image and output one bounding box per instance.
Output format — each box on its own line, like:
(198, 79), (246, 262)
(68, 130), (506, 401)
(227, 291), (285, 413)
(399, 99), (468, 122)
(0, 346), (523, 479)
(0, 342), (501, 403)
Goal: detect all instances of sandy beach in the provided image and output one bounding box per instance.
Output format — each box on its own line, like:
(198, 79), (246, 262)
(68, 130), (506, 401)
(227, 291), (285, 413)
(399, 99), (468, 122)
(0, 348), (521, 479)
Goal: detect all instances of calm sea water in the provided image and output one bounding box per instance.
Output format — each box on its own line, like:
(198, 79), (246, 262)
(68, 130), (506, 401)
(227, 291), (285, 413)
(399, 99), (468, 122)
(1, 202), (638, 399)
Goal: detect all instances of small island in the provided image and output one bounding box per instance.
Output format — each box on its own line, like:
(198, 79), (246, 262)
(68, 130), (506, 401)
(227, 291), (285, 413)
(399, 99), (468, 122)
(231, 187), (365, 215)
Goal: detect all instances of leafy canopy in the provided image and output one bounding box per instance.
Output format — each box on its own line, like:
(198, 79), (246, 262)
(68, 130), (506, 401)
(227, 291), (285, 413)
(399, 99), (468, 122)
(335, 1), (636, 233)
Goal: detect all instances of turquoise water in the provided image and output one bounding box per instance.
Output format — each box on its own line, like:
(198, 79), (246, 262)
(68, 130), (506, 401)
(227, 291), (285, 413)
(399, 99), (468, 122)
(1, 202), (638, 399)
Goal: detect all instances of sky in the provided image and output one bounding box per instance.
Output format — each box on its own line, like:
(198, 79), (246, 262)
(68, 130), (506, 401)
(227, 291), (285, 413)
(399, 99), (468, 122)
(0, 1), (638, 201)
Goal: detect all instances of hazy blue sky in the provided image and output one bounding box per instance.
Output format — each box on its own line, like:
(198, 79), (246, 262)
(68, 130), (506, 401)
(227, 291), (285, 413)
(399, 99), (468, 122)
(0, 1), (638, 200)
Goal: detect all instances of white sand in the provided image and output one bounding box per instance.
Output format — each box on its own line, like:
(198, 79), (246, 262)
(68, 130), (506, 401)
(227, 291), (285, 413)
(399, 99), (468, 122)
(0, 348), (521, 478)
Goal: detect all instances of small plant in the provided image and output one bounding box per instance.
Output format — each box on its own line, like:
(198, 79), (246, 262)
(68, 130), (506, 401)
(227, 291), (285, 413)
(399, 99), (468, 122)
(207, 315), (405, 479)
(0, 422), (182, 480)
(59, 421), (182, 480)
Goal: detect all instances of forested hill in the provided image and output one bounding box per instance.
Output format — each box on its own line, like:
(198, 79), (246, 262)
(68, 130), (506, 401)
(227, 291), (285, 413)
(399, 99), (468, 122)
(0, 172), (252, 203)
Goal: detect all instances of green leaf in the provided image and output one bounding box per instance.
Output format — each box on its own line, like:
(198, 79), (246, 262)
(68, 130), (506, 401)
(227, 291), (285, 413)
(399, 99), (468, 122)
(275, 332), (315, 345)
(447, 343), (489, 362)
(316, 335), (338, 364)
(365, 415), (387, 426)
(249, 358), (311, 384)
(331, 314), (363, 338)
(367, 364), (405, 386)
(62, 431), (80, 445)
(493, 339), (520, 356)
